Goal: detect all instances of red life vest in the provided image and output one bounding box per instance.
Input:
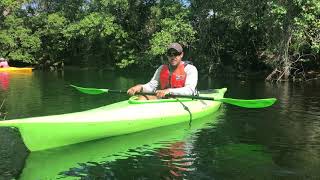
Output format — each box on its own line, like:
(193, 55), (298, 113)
(160, 62), (187, 89)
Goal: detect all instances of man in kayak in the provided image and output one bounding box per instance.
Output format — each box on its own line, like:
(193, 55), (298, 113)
(127, 43), (198, 100)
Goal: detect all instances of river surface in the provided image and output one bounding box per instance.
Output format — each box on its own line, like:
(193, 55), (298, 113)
(0, 69), (320, 179)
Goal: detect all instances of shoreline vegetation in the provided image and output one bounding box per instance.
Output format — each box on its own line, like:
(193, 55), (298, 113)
(0, 0), (319, 82)
(50, 65), (320, 82)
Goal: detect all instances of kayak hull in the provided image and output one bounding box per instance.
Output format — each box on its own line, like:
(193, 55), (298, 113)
(0, 67), (33, 73)
(0, 88), (227, 151)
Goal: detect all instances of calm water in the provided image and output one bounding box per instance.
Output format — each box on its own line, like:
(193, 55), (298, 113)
(0, 69), (320, 179)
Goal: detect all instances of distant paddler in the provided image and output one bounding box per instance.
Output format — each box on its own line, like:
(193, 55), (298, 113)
(0, 58), (33, 73)
(0, 57), (10, 68)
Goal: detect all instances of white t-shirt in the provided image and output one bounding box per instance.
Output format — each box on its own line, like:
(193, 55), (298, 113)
(142, 62), (198, 96)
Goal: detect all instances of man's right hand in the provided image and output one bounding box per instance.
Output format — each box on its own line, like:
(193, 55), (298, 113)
(127, 84), (143, 96)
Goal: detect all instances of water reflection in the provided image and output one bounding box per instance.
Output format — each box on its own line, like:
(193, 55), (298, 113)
(158, 141), (195, 178)
(0, 72), (42, 119)
(19, 113), (222, 179)
(19, 106), (283, 179)
(265, 82), (320, 178)
(0, 70), (319, 179)
(0, 72), (9, 91)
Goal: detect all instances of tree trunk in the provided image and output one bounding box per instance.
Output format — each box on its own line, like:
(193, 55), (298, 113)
(282, 33), (292, 80)
(266, 28), (293, 82)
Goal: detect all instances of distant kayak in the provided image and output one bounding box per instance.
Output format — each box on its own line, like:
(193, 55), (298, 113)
(0, 88), (227, 152)
(0, 67), (33, 72)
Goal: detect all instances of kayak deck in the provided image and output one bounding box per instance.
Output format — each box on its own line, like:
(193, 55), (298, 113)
(0, 88), (227, 151)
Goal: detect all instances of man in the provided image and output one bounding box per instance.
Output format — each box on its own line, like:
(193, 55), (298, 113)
(127, 43), (198, 100)
(0, 58), (9, 68)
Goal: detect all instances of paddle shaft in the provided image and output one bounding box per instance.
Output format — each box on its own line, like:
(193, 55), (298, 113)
(108, 90), (215, 101)
(70, 85), (277, 108)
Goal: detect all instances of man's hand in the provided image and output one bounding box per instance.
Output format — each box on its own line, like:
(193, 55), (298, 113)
(155, 89), (170, 98)
(127, 84), (143, 96)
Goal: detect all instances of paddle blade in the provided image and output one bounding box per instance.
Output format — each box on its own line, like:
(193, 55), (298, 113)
(70, 85), (108, 95)
(218, 98), (277, 108)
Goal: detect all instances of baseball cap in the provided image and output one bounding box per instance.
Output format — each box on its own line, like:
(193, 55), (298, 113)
(167, 43), (183, 53)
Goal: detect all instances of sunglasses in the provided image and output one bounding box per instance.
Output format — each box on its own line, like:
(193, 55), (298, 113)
(166, 51), (181, 57)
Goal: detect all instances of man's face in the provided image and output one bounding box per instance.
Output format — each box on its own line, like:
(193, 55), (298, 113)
(166, 49), (183, 67)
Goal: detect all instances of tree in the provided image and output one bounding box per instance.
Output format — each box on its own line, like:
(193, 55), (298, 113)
(190, 0), (320, 80)
(264, 0), (320, 81)
(0, 0), (41, 63)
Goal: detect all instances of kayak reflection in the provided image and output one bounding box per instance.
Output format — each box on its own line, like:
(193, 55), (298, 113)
(0, 72), (9, 91)
(158, 141), (195, 178)
(19, 112), (223, 179)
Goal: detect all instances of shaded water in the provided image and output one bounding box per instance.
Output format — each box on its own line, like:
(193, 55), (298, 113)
(0, 69), (320, 179)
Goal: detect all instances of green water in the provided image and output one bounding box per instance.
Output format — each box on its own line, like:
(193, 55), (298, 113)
(0, 69), (320, 179)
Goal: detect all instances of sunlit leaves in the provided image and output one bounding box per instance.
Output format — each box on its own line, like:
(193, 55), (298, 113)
(47, 13), (67, 29)
(100, 0), (128, 9)
(190, 0), (319, 78)
(0, 15), (40, 63)
(149, 3), (195, 57)
(64, 12), (126, 40)
(150, 31), (173, 55)
(0, 0), (317, 74)
(292, 0), (320, 54)
(0, 31), (15, 55)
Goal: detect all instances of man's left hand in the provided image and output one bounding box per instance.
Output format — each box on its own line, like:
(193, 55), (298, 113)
(155, 89), (170, 98)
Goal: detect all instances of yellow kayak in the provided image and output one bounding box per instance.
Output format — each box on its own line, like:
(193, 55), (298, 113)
(0, 67), (33, 72)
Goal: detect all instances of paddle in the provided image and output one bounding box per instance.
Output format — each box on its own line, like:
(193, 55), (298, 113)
(70, 85), (276, 108)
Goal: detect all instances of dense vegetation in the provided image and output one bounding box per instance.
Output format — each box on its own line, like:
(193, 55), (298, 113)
(0, 0), (319, 81)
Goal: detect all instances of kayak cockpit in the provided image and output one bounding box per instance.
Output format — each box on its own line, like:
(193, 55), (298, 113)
(128, 96), (194, 104)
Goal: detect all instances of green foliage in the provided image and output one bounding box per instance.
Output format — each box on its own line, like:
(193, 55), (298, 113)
(0, 0), (317, 78)
(64, 13), (114, 38)
(260, 0), (320, 79)
(190, 0), (319, 79)
(0, 15), (40, 63)
(0, 0), (25, 10)
(64, 11), (127, 67)
(292, 0), (320, 54)
(115, 52), (136, 69)
(34, 13), (68, 65)
(146, 2), (195, 67)
(150, 13), (195, 56)
(150, 32), (174, 56)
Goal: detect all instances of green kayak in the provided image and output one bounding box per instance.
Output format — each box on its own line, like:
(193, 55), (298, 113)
(0, 88), (227, 151)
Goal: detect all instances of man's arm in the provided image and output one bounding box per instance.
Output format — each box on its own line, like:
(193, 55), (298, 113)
(141, 65), (162, 93)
